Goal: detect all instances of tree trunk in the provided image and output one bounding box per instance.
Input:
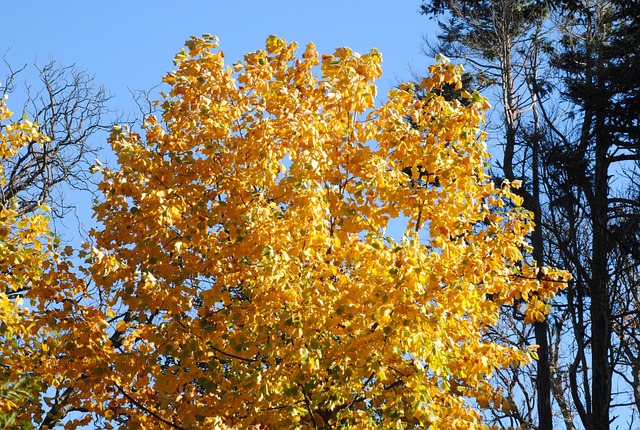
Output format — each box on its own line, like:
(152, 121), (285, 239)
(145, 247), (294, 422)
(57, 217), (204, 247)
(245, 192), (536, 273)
(530, 76), (553, 430)
(589, 116), (611, 430)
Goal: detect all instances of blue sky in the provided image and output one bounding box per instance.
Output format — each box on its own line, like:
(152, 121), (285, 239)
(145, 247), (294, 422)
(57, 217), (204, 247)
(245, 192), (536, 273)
(2, 1), (436, 117)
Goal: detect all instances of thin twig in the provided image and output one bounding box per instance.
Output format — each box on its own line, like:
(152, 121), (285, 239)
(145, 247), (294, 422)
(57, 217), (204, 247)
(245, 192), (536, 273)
(114, 383), (187, 430)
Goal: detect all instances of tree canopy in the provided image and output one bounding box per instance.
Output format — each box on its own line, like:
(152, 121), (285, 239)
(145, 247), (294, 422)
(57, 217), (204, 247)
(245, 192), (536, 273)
(1, 36), (567, 429)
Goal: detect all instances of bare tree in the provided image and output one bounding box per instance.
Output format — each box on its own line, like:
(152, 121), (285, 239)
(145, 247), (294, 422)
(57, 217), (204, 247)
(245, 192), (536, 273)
(1, 58), (111, 216)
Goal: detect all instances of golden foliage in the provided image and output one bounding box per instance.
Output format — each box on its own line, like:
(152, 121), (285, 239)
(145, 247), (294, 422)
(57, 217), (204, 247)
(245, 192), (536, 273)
(0, 94), (108, 427)
(1, 95), (53, 421)
(89, 36), (568, 428)
(0, 36), (569, 429)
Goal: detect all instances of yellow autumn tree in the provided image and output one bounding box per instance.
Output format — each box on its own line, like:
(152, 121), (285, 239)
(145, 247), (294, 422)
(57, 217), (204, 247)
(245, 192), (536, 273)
(87, 35), (568, 429)
(0, 93), (52, 427)
(0, 92), (108, 429)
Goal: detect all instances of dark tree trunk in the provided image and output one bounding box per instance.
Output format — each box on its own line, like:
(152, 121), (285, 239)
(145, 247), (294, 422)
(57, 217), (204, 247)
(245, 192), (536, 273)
(589, 117), (611, 430)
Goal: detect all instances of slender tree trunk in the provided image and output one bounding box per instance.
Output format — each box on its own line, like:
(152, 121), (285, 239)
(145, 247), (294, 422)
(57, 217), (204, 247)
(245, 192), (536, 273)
(589, 116), (611, 430)
(531, 87), (553, 430)
(633, 360), (640, 414)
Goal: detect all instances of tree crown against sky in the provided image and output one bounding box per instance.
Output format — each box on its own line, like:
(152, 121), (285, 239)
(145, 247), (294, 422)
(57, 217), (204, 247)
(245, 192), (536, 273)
(1, 35), (569, 429)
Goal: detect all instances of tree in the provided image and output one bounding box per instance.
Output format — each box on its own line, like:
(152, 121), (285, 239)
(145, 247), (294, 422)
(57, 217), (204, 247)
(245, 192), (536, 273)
(0, 93), (99, 428)
(84, 35), (567, 428)
(420, 1), (557, 427)
(1, 59), (110, 216)
(2, 36), (567, 429)
(544, 1), (640, 428)
(420, 0), (640, 428)
(0, 93), (50, 428)
(0, 58), (111, 427)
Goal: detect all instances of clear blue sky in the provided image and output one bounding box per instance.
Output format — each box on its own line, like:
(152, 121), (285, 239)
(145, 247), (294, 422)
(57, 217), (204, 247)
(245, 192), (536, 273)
(2, 1), (437, 117)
